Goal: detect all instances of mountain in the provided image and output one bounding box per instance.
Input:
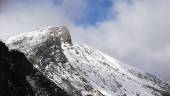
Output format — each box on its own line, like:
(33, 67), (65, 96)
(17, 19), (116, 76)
(0, 41), (34, 96)
(0, 41), (70, 96)
(6, 26), (170, 96)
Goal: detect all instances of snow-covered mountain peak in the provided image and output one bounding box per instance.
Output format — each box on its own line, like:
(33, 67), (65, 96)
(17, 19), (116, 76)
(6, 26), (71, 46)
(6, 26), (170, 96)
(6, 26), (72, 54)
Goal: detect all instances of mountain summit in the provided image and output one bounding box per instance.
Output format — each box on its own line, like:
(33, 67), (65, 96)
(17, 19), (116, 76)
(6, 26), (170, 96)
(47, 26), (72, 44)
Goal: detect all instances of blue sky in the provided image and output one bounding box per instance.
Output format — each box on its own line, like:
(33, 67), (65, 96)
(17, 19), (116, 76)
(51, 0), (115, 26)
(75, 0), (113, 26)
(1, 0), (170, 80)
(66, 0), (131, 26)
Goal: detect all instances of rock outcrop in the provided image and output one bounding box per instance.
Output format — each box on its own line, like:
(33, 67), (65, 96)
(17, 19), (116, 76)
(48, 26), (72, 44)
(0, 41), (70, 96)
(0, 41), (34, 96)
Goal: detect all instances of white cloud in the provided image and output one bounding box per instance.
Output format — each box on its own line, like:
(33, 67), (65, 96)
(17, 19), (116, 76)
(71, 0), (170, 80)
(0, 0), (87, 39)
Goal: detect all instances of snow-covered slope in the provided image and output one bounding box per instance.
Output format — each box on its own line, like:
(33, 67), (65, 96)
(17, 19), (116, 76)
(6, 26), (170, 96)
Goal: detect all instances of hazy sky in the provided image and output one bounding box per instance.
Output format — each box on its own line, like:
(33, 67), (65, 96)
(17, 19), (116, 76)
(0, 0), (170, 80)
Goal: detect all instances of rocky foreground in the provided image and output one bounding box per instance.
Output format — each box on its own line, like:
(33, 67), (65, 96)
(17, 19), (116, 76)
(0, 41), (70, 96)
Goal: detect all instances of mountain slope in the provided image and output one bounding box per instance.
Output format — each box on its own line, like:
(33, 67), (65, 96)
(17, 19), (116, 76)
(0, 41), (70, 96)
(6, 26), (170, 96)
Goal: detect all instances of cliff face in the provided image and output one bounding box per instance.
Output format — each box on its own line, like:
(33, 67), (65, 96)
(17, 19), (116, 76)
(0, 41), (34, 96)
(0, 41), (69, 96)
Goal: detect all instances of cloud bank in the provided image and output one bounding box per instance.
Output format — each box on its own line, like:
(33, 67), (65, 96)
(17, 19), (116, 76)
(0, 0), (170, 80)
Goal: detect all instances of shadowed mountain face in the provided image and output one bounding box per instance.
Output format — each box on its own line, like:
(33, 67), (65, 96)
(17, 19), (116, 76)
(0, 41), (70, 96)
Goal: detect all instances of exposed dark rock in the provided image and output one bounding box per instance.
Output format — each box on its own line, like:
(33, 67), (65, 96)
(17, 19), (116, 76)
(48, 26), (72, 44)
(0, 41), (11, 96)
(0, 41), (70, 96)
(145, 85), (170, 96)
